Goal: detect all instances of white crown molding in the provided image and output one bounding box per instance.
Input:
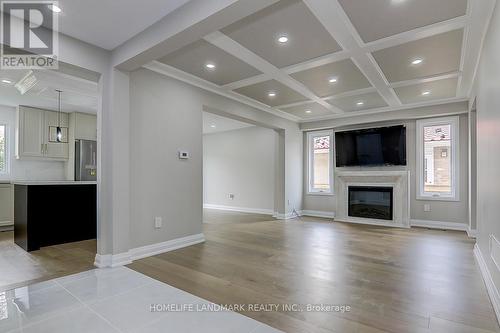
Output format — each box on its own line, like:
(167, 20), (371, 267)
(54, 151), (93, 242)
(299, 97), (469, 123)
(222, 73), (270, 90)
(94, 233), (206, 268)
(388, 71), (461, 89)
(143, 61), (301, 122)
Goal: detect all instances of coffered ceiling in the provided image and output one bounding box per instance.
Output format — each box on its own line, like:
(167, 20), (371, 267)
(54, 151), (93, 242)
(149, 0), (491, 122)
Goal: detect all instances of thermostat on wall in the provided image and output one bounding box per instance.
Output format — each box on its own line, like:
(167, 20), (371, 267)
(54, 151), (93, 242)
(179, 151), (189, 159)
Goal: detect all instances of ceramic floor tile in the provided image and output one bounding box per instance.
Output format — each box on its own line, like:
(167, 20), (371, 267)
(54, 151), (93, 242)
(54, 266), (131, 285)
(13, 306), (119, 333)
(60, 267), (155, 304)
(132, 309), (261, 333)
(0, 285), (82, 332)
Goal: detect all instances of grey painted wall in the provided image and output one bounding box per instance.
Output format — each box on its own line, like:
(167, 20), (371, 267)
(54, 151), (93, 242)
(303, 114), (469, 224)
(475, 0), (500, 298)
(203, 126), (275, 211)
(129, 68), (302, 249)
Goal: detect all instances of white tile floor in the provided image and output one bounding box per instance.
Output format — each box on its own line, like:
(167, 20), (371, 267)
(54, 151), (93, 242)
(0, 266), (282, 333)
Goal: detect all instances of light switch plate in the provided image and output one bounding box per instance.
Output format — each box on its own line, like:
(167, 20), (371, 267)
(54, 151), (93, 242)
(154, 217), (162, 229)
(179, 151), (189, 159)
(424, 204), (431, 212)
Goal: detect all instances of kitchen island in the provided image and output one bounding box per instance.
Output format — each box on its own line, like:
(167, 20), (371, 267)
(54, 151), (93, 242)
(13, 181), (97, 252)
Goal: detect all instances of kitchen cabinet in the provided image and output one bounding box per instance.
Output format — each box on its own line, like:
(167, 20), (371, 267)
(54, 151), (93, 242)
(0, 183), (13, 227)
(73, 112), (97, 141)
(16, 106), (69, 160)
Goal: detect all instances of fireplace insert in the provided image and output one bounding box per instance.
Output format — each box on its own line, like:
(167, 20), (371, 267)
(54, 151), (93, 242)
(348, 186), (393, 221)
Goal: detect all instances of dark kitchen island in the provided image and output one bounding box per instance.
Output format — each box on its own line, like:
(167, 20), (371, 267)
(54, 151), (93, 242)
(13, 181), (97, 252)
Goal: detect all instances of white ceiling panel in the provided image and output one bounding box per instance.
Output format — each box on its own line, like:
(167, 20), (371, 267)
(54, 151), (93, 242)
(290, 59), (372, 97)
(328, 92), (387, 112)
(338, 0), (468, 43)
(158, 40), (261, 85)
(221, 0), (342, 68)
(280, 102), (332, 119)
(372, 29), (463, 83)
(234, 79), (307, 107)
(394, 77), (458, 104)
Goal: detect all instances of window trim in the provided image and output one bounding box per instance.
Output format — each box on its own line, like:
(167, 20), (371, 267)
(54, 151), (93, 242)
(416, 116), (459, 202)
(0, 123), (9, 176)
(307, 130), (334, 196)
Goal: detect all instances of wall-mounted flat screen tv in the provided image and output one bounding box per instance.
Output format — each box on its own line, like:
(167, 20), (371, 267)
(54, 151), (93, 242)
(335, 125), (406, 167)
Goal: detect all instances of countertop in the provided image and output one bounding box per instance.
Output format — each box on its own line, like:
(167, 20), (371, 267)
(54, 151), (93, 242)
(11, 181), (97, 186)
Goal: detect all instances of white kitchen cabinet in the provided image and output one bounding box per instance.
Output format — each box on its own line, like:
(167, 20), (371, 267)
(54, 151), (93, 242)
(0, 183), (13, 227)
(74, 113), (97, 141)
(16, 106), (69, 160)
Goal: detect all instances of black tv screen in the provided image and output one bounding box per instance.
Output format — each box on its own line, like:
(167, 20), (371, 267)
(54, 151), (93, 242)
(335, 125), (406, 167)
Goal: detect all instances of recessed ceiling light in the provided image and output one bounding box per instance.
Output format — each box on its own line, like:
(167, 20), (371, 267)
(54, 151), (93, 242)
(277, 35), (288, 44)
(391, 0), (407, 4)
(422, 91), (431, 96)
(411, 58), (424, 65)
(1, 79), (13, 84)
(205, 63), (216, 70)
(305, 109), (312, 114)
(328, 77), (338, 83)
(48, 4), (62, 13)
(268, 91), (277, 97)
(356, 101), (365, 106)
(210, 124), (216, 128)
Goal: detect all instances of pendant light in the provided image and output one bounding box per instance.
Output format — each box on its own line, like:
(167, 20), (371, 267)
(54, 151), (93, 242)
(55, 89), (62, 142)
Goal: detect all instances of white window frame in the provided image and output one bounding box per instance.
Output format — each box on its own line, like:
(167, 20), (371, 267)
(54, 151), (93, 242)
(307, 130), (334, 195)
(416, 116), (459, 201)
(0, 124), (9, 176)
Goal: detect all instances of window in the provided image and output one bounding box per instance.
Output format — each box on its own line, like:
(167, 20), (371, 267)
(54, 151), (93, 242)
(307, 130), (333, 194)
(0, 125), (6, 174)
(416, 116), (459, 201)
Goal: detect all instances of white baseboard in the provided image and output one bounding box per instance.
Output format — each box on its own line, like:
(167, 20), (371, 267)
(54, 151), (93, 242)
(0, 221), (13, 227)
(474, 244), (500, 325)
(410, 219), (468, 232)
(273, 211), (302, 220)
(203, 204), (273, 215)
(301, 210), (335, 219)
(130, 233), (205, 261)
(468, 228), (478, 238)
(94, 233), (205, 268)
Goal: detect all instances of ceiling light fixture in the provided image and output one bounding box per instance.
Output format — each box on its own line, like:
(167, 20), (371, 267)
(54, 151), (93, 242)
(55, 89), (63, 142)
(1, 79), (13, 84)
(268, 91), (277, 97)
(305, 110), (312, 114)
(205, 63), (216, 70)
(356, 101), (365, 106)
(422, 91), (431, 96)
(48, 4), (62, 13)
(328, 77), (338, 83)
(411, 58), (424, 65)
(210, 124), (216, 128)
(277, 35), (289, 44)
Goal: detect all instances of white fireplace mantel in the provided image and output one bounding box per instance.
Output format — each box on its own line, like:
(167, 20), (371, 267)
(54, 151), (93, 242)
(335, 170), (410, 228)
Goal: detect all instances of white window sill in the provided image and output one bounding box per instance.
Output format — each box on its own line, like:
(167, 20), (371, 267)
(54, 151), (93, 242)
(416, 195), (459, 202)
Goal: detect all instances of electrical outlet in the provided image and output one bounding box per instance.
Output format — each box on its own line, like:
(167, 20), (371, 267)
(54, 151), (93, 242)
(154, 217), (162, 229)
(229, 193), (235, 200)
(424, 204), (431, 212)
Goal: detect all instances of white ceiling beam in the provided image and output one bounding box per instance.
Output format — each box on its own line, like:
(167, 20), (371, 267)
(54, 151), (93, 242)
(204, 31), (344, 114)
(303, 0), (401, 107)
(144, 61), (301, 122)
(112, 0), (280, 70)
(457, 0), (497, 97)
(222, 73), (270, 90)
(389, 71), (461, 89)
(364, 16), (469, 53)
(322, 87), (378, 101)
(282, 50), (351, 74)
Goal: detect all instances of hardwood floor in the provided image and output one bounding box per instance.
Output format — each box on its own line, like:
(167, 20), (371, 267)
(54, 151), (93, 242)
(128, 209), (500, 333)
(0, 230), (96, 292)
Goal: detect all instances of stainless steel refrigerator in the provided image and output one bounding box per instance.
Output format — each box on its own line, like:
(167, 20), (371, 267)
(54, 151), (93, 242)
(75, 139), (97, 181)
